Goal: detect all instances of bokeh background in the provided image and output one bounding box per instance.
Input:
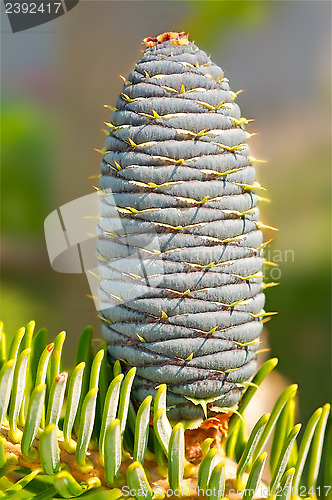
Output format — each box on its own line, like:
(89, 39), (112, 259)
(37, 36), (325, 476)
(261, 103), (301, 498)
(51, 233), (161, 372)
(1, 0), (331, 433)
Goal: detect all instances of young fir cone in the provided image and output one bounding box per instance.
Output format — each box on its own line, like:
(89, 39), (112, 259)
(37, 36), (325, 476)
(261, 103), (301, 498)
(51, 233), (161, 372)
(98, 32), (266, 422)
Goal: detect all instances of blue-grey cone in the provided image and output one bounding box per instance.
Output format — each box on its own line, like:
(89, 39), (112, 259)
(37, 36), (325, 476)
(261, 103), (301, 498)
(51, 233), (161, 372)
(98, 32), (265, 420)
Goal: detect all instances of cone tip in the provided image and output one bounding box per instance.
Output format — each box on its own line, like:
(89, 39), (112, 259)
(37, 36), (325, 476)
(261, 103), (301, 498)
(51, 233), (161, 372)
(144, 32), (189, 47)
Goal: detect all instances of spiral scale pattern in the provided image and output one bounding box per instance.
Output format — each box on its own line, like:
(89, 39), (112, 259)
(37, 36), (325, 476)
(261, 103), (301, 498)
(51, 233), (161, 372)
(98, 33), (265, 420)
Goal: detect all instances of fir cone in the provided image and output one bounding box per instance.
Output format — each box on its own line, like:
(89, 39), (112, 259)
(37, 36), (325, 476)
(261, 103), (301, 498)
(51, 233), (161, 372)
(98, 32), (265, 420)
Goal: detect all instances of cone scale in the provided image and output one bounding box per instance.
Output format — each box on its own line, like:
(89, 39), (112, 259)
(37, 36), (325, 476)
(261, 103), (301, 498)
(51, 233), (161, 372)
(97, 32), (265, 421)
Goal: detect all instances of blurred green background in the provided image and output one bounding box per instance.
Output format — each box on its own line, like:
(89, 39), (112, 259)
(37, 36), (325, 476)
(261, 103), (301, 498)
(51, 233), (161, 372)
(1, 0), (331, 431)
